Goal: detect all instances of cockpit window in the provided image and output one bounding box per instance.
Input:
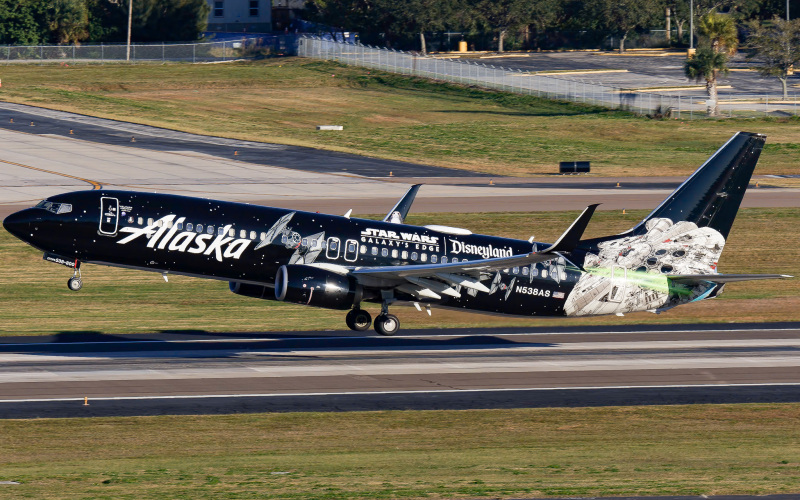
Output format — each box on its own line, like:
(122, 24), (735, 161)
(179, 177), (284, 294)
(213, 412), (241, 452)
(35, 200), (72, 214)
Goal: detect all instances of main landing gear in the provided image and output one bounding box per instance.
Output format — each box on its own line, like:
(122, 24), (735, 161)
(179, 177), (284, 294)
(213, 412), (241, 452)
(67, 262), (82, 291)
(345, 305), (400, 336)
(345, 308), (372, 332)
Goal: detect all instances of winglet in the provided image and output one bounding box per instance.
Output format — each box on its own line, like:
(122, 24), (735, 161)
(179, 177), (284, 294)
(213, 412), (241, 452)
(383, 184), (422, 223)
(542, 204), (599, 253)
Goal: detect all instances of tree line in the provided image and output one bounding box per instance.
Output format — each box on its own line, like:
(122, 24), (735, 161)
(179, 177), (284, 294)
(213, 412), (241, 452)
(304, 0), (797, 53)
(0, 0), (209, 46)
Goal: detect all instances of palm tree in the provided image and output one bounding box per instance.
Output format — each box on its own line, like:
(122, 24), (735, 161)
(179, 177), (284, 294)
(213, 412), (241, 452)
(685, 47), (729, 116)
(684, 12), (737, 117)
(697, 11), (738, 55)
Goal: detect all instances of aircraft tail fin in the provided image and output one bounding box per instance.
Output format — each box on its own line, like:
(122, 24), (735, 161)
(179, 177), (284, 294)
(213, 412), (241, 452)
(631, 131), (765, 239)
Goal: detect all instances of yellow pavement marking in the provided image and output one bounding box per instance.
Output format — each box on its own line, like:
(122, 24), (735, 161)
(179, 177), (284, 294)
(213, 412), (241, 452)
(0, 158), (102, 190)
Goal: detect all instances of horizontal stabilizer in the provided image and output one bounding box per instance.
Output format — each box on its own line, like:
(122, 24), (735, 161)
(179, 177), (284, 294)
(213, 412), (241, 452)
(543, 204), (599, 253)
(667, 273), (793, 285)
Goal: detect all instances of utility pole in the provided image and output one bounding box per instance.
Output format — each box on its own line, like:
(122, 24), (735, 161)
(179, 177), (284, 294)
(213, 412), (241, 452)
(787, 0), (790, 20)
(689, 0), (694, 49)
(126, 0), (133, 61)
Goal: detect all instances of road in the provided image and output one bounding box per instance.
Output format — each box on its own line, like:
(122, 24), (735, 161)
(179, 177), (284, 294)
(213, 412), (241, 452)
(1, 322), (798, 418)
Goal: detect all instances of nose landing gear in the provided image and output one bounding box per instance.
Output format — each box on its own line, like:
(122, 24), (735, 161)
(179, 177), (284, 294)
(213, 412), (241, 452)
(67, 262), (82, 291)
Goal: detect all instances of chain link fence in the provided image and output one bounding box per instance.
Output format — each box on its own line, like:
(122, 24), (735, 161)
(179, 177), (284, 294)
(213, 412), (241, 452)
(0, 36), (297, 64)
(298, 36), (799, 119)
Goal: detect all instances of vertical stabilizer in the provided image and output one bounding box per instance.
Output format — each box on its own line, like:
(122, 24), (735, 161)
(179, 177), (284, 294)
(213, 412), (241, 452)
(631, 131), (765, 239)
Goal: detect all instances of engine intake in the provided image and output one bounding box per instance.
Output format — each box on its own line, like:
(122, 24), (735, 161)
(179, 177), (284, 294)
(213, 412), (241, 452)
(229, 281), (275, 300)
(275, 265), (361, 310)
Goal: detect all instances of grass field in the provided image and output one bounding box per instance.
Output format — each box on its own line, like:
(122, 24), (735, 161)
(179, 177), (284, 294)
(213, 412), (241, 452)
(1, 58), (800, 177)
(1, 207), (797, 337)
(2, 405), (800, 499)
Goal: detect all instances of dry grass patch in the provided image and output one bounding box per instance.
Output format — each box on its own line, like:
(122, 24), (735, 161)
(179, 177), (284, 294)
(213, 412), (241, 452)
(1, 58), (799, 176)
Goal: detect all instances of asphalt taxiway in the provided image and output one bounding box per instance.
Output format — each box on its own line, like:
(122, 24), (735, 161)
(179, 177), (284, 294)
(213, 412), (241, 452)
(1, 322), (798, 418)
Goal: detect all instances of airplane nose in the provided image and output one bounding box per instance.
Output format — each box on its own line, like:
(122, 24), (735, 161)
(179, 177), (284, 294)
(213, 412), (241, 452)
(3, 208), (39, 241)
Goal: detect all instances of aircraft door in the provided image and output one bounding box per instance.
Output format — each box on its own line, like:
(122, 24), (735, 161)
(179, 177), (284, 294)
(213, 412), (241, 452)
(326, 237), (340, 260)
(99, 197), (119, 236)
(344, 239), (359, 262)
(608, 265), (627, 303)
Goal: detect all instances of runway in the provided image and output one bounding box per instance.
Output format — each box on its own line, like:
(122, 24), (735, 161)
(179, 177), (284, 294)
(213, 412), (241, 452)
(1, 322), (799, 418)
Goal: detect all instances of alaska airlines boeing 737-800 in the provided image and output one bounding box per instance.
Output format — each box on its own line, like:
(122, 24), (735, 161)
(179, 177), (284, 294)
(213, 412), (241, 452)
(2, 132), (791, 335)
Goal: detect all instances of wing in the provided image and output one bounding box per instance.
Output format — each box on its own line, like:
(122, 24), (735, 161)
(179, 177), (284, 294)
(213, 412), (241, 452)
(350, 205), (599, 299)
(383, 184), (422, 224)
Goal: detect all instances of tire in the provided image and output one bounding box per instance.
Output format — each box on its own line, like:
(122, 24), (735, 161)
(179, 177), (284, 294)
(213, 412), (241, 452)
(346, 309), (372, 332)
(373, 313), (400, 336)
(67, 277), (82, 291)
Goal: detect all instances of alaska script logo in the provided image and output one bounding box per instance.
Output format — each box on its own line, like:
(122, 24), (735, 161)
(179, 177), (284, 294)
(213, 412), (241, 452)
(117, 215), (251, 262)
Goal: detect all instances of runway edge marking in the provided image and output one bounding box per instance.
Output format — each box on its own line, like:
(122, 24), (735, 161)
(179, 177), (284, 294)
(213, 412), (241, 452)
(3, 382), (800, 404)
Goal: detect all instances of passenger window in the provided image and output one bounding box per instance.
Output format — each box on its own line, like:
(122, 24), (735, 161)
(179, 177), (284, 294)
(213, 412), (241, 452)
(241, 229), (247, 239)
(411, 252), (418, 261)
(166, 221), (173, 229)
(138, 217), (143, 225)
(281, 234), (288, 244)
(381, 248), (388, 257)
(391, 249), (398, 258)
(401, 251), (408, 259)
(421, 254), (427, 262)
(523, 267), (529, 275)
(347, 242), (356, 253)
(441, 256), (448, 264)
(218, 227), (225, 235)
(207, 226), (214, 234)
(177, 222), (184, 230)
(331, 240), (338, 250)
(302, 238), (308, 247)
(196, 224), (203, 233)
(431, 255), (438, 263)
(186, 223), (193, 232)
(513, 267), (519, 274)
(260, 232), (266, 240)
(147, 218), (154, 226)
(229, 228), (235, 237)
(127, 216), (134, 224)
(360, 245), (367, 254)
(250, 231), (257, 240)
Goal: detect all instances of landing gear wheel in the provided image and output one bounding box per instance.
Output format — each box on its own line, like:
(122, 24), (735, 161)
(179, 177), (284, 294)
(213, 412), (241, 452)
(346, 309), (372, 331)
(373, 313), (400, 336)
(67, 277), (83, 291)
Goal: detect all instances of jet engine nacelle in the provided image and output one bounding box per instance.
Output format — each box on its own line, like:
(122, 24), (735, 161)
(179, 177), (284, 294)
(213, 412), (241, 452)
(275, 264), (362, 310)
(229, 281), (275, 300)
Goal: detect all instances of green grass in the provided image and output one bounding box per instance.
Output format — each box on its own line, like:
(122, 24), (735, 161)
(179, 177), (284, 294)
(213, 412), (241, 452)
(1, 58), (800, 176)
(2, 405), (800, 498)
(1, 207), (797, 337)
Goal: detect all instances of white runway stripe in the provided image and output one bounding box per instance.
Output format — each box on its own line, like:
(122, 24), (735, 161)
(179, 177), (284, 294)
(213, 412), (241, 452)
(2, 382), (799, 404)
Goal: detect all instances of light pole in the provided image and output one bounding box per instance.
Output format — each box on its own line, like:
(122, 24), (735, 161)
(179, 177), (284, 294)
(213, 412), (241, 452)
(787, 0), (790, 20)
(689, 0), (694, 49)
(126, 0), (133, 61)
